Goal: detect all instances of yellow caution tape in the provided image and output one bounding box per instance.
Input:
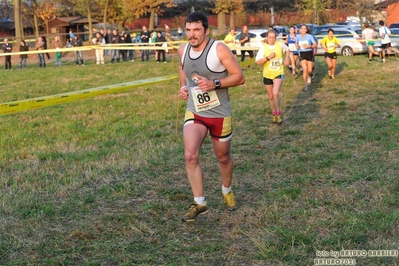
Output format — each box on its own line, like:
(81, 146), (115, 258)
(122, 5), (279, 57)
(0, 75), (179, 116)
(0, 41), (188, 56)
(0, 46), (93, 56)
(0, 45), (173, 56)
(94, 45), (177, 51)
(2, 35), (398, 57)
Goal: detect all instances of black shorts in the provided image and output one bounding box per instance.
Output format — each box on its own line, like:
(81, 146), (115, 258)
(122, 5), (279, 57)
(381, 42), (391, 49)
(324, 52), (337, 59)
(299, 51), (314, 61)
(263, 75), (283, 85)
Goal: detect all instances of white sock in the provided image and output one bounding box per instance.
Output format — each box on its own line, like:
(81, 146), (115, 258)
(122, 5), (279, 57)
(194, 196), (206, 206)
(222, 185), (232, 195)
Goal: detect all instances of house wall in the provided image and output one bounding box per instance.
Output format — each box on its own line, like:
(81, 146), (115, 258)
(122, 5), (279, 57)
(46, 20), (86, 43)
(125, 9), (357, 31)
(387, 3), (399, 26)
(0, 22), (14, 37)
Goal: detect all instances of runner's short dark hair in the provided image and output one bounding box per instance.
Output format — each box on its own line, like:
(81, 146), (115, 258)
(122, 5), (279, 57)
(185, 12), (209, 30)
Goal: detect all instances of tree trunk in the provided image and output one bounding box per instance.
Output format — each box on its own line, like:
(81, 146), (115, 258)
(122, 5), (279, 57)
(33, 0), (39, 39)
(34, 14), (39, 39)
(46, 21), (49, 40)
(103, 0), (109, 34)
(14, 0), (22, 44)
(217, 12), (226, 35)
(118, 21), (124, 32)
(149, 10), (155, 30)
(20, 5), (24, 40)
(230, 12), (235, 30)
(87, 5), (92, 40)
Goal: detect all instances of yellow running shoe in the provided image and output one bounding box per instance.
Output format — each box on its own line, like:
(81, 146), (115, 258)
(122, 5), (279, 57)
(182, 202), (208, 222)
(223, 191), (236, 212)
(272, 115), (277, 123)
(276, 115), (282, 124)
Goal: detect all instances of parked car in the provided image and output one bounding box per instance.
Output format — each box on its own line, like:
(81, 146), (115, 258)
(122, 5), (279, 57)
(296, 23), (318, 32)
(336, 21), (361, 28)
(312, 24), (360, 35)
(273, 25), (289, 39)
(388, 22), (399, 29)
(235, 29), (267, 55)
(315, 28), (367, 56)
(391, 28), (399, 35)
(373, 28), (399, 55)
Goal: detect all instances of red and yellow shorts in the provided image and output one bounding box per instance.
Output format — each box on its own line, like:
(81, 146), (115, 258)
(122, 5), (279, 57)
(184, 111), (232, 142)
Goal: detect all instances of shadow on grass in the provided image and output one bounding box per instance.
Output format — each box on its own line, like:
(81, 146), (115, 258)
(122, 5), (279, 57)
(335, 60), (349, 77)
(284, 60), (349, 126)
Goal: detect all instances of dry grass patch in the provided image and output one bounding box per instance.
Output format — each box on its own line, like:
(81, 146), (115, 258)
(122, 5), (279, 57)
(1, 55), (399, 265)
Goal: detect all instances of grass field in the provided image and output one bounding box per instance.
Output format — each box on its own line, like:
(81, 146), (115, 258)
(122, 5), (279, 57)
(1, 51), (399, 265)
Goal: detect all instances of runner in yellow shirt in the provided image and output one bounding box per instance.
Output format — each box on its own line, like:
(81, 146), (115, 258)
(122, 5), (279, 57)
(256, 30), (289, 124)
(321, 28), (340, 79)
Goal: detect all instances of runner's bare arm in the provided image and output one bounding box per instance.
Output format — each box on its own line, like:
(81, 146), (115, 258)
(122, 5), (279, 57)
(178, 44), (189, 100)
(197, 42), (245, 92)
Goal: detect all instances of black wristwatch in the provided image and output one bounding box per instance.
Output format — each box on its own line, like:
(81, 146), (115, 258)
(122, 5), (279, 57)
(213, 79), (221, 89)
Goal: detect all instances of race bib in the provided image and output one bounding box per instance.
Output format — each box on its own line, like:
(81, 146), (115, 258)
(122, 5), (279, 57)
(288, 43), (297, 51)
(327, 42), (336, 49)
(269, 58), (282, 70)
(191, 86), (220, 112)
(299, 41), (308, 49)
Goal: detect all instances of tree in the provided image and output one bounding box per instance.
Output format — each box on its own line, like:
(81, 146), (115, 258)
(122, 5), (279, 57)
(101, 0), (109, 33)
(97, 0), (141, 31)
(213, 0), (244, 34)
(123, 0), (175, 30)
(69, 0), (101, 40)
(339, 0), (377, 26)
(227, 0), (243, 31)
(53, 0), (75, 17)
(243, 0), (295, 14)
(26, 0), (40, 39)
(163, 0), (213, 17)
(105, 0), (127, 30)
(301, 0), (333, 25)
(14, 0), (23, 44)
(34, 1), (56, 38)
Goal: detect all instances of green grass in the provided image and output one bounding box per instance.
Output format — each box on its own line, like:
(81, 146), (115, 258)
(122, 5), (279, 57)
(1, 52), (399, 265)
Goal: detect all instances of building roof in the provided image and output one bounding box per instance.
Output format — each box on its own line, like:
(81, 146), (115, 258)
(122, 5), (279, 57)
(48, 16), (100, 25)
(0, 18), (12, 23)
(375, 0), (398, 8)
(0, 18), (13, 31)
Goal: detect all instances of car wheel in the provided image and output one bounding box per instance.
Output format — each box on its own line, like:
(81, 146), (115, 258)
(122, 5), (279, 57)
(341, 46), (354, 56)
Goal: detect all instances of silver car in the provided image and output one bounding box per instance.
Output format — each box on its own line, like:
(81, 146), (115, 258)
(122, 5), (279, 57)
(315, 28), (367, 56)
(373, 28), (399, 55)
(312, 24), (359, 35)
